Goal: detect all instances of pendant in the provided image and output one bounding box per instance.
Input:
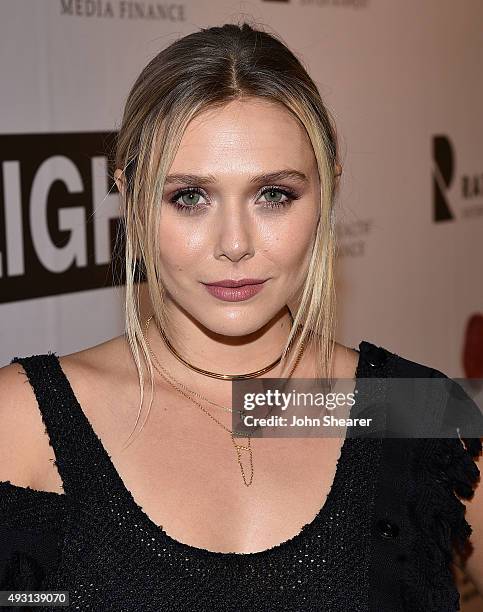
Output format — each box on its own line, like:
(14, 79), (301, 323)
(231, 435), (254, 486)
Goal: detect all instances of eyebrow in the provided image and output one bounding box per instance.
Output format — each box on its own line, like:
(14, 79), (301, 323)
(164, 169), (309, 186)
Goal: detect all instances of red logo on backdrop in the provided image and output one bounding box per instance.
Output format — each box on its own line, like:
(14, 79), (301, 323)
(463, 314), (483, 378)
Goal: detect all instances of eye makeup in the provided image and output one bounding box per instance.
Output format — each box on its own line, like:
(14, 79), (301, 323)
(167, 185), (301, 216)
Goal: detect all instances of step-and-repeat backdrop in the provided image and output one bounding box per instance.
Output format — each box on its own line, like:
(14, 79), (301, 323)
(1, 0), (482, 607)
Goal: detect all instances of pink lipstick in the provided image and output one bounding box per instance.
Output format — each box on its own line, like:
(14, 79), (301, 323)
(202, 278), (267, 302)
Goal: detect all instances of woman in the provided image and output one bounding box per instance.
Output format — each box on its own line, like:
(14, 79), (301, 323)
(0, 22), (481, 612)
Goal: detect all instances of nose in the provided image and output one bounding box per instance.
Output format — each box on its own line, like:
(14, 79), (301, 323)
(213, 200), (255, 263)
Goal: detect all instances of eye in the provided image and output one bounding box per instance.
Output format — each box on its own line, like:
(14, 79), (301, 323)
(258, 186), (299, 209)
(167, 185), (300, 215)
(168, 187), (208, 215)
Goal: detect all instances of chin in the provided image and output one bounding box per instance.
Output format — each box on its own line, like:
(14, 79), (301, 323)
(200, 314), (267, 338)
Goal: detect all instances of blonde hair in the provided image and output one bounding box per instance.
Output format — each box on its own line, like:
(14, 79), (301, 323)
(113, 21), (341, 448)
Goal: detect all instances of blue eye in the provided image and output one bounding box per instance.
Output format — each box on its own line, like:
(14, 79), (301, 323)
(168, 185), (299, 215)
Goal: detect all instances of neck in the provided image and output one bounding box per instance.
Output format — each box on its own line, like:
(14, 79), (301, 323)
(143, 306), (297, 394)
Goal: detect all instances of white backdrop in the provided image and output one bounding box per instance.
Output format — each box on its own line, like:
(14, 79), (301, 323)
(1, 0), (482, 379)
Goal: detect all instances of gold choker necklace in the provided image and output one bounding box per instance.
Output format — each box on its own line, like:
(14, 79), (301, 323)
(154, 316), (291, 380)
(143, 313), (306, 487)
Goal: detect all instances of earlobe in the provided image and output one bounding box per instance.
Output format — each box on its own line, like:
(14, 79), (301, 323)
(114, 169), (126, 197)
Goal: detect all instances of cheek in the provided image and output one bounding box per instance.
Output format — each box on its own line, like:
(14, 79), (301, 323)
(159, 218), (206, 274)
(260, 214), (317, 268)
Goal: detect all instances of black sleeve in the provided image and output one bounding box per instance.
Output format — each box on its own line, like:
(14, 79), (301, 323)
(0, 524), (62, 591)
(0, 483), (65, 612)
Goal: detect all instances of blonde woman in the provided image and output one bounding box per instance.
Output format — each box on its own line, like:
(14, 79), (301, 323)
(1, 22), (482, 612)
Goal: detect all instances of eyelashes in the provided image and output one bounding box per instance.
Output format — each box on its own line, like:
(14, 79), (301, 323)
(167, 186), (301, 216)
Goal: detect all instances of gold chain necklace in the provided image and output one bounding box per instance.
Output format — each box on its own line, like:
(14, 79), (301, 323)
(144, 318), (243, 415)
(142, 314), (306, 487)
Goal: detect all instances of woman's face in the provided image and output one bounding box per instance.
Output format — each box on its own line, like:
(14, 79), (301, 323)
(157, 98), (321, 337)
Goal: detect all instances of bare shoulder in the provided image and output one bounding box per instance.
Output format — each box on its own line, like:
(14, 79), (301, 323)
(333, 342), (360, 379)
(57, 335), (143, 452)
(0, 335), (133, 492)
(0, 359), (55, 489)
(57, 335), (138, 418)
(58, 334), (134, 387)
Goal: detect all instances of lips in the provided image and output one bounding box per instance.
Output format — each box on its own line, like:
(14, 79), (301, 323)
(203, 279), (267, 288)
(202, 280), (267, 302)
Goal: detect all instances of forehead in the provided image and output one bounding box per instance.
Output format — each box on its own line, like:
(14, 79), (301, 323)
(169, 98), (316, 176)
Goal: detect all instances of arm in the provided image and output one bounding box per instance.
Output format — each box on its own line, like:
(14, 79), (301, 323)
(0, 362), (58, 489)
(454, 446), (483, 596)
(0, 363), (65, 591)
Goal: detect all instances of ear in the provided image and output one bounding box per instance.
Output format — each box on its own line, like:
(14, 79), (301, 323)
(333, 163), (343, 195)
(114, 168), (126, 198)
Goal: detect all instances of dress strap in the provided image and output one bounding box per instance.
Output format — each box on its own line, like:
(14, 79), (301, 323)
(10, 353), (114, 497)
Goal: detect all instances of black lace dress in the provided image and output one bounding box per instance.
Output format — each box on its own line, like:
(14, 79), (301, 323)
(0, 341), (481, 611)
